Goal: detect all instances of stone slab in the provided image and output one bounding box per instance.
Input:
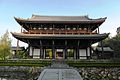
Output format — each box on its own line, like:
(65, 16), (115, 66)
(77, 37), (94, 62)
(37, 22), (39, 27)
(38, 69), (83, 80)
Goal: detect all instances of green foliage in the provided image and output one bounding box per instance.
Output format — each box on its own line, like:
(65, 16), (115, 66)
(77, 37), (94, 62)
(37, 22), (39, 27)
(17, 51), (29, 59)
(46, 49), (52, 59)
(0, 31), (12, 60)
(67, 49), (74, 57)
(102, 33), (120, 58)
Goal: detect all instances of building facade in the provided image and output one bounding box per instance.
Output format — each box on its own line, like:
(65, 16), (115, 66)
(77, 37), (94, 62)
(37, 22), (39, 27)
(93, 46), (114, 59)
(11, 14), (109, 59)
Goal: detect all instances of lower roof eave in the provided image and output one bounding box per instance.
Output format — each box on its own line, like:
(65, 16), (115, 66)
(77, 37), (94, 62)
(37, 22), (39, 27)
(11, 32), (109, 43)
(11, 32), (109, 44)
(11, 32), (109, 39)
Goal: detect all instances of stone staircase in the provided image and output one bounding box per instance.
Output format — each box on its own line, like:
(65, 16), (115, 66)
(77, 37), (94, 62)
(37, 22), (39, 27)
(37, 60), (83, 80)
(50, 60), (70, 69)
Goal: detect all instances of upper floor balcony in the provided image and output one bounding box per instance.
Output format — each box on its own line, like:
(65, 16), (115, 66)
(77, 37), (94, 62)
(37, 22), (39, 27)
(22, 29), (98, 35)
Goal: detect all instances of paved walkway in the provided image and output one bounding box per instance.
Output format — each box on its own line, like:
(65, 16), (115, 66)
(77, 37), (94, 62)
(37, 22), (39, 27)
(38, 69), (83, 80)
(38, 60), (83, 80)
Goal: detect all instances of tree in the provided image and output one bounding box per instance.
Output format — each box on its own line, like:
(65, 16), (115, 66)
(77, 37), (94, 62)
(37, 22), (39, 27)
(102, 34), (120, 58)
(0, 31), (12, 60)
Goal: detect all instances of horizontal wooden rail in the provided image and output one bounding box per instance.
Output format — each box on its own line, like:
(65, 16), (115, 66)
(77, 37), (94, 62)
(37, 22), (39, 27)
(23, 30), (98, 34)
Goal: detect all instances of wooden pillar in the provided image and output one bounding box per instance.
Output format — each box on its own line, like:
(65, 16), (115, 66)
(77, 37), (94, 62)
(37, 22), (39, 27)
(86, 48), (88, 59)
(74, 49), (76, 60)
(44, 49), (46, 59)
(77, 41), (80, 59)
(42, 46), (45, 59)
(40, 40), (43, 59)
(32, 47), (34, 58)
(101, 41), (104, 55)
(64, 47), (67, 59)
(76, 48), (77, 59)
(77, 25), (79, 30)
(64, 40), (67, 59)
(63, 49), (65, 59)
(29, 46), (33, 58)
(27, 45), (30, 58)
(27, 40), (31, 58)
(98, 27), (100, 34)
(53, 24), (54, 34)
(89, 43), (92, 59)
(76, 48), (79, 59)
(52, 40), (55, 59)
(65, 25), (67, 34)
(16, 40), (19, 56)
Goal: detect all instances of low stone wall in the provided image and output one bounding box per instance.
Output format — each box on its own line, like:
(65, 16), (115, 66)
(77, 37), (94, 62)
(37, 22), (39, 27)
(0, 66), (120, 80)
(79, 67), (120, 80)
(0, 66), (42, 79)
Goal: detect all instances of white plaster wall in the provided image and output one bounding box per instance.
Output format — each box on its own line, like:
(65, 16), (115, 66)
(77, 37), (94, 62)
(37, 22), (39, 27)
(29, 47), (33, 56)
(44, 49), (46, 59)
(80, 57), (87, 59)
(79, 49), (87, 59)
(79, 49), (86, 56)
(87, 47), (90, 56)
(33, 49), (40, 58)
(74, 49), (76, 59)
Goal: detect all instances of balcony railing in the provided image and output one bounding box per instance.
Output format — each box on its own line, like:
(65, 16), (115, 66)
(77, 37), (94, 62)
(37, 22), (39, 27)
(23, 29), (98, 34)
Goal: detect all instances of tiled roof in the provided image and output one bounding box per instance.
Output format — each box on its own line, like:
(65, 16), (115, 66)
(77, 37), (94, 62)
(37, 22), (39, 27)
(96, 47), (114, 52)
(14, 14), (106, 23)
(30, 14), (96, 21)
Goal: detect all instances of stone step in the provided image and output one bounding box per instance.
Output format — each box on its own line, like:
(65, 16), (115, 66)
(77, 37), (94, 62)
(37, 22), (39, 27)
(38, 69), (83, 80)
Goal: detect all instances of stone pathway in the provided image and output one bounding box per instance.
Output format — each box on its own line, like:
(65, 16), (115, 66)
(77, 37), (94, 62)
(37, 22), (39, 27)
(50, 60), (69, 69)
(38, 69), (83, 80)
(38, 60), (83, 80)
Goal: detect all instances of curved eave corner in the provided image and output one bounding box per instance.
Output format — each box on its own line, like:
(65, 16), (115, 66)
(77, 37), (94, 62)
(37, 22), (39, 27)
(94, 17), (107, 24)
(102, 33), (109, 39)
(14, 17), (29, 24)
(99, 17), (107, 22)
(11, 32), (19, 40)
(101, 17), (107, 23)
(14, 17), (30, 30)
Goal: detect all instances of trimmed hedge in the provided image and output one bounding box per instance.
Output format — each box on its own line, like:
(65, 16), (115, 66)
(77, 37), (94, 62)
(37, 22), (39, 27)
(0, 59), (120, 67)
(0, 59), (51, 67)
(66, 60), (120, 67)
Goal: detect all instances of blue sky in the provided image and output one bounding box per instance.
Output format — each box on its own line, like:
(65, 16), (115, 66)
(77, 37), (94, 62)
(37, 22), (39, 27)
(0, 0), (120, 46)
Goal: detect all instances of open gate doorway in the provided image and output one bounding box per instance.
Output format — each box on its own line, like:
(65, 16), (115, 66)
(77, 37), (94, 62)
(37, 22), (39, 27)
(56, 49), (63, 59)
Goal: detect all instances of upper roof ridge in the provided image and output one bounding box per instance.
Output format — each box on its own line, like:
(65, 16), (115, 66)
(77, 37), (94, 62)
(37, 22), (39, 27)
(32, 14), (88, 17)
